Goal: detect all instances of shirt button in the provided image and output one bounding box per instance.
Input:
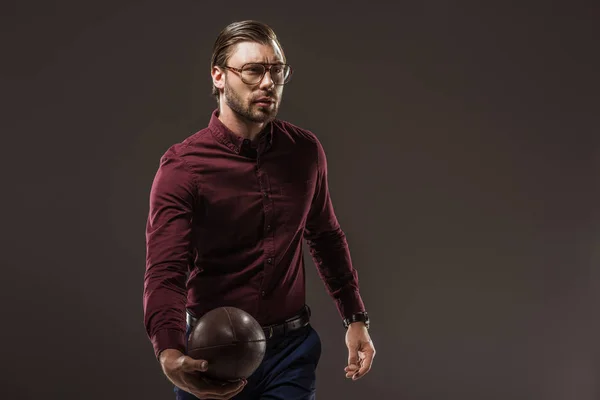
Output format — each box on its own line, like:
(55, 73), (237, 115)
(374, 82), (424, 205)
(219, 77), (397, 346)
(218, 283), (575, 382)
(263, 191), (268, 197)
(267, 258), (273, 264)
(267, 224), (271, 231)
(261, 291), (266, 297)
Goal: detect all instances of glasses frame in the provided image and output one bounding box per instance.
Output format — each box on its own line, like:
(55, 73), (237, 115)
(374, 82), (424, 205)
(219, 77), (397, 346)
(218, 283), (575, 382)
(223, 63), (293, 86)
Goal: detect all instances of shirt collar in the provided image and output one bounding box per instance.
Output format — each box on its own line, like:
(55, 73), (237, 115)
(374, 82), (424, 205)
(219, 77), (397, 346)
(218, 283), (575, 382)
(208, 109), (273, 154)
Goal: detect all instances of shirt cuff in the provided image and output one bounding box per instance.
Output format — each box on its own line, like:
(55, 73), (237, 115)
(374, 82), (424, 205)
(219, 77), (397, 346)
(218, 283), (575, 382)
(336, 289), (366, 320)
(152, 329), (186, 361)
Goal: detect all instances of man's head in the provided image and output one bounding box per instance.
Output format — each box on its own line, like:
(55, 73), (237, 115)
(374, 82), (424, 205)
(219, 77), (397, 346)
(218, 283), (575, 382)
(210, 20), (292, 124)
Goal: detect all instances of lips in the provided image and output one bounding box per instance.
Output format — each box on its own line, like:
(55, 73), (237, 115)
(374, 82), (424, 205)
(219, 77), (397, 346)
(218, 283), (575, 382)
(254, 97), (274, 103)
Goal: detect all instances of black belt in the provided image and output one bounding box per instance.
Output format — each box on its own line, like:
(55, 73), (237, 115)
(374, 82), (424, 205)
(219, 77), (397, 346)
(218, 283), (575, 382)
(186, 305), (311, 340)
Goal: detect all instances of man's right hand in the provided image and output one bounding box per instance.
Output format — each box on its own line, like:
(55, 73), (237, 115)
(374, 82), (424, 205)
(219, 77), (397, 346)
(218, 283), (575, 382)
(159, 349), (247, 399)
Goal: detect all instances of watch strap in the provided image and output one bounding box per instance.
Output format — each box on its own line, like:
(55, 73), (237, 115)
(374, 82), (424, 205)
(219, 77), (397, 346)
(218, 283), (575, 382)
(343, 311), (369, 329)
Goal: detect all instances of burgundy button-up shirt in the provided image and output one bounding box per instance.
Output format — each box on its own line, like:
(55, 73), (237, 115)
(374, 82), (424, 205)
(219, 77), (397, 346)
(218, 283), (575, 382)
(143, 109), (365, 359)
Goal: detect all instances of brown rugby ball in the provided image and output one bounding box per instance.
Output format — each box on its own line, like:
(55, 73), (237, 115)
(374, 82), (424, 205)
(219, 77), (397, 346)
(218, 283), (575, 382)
(187, 306), (267, 381)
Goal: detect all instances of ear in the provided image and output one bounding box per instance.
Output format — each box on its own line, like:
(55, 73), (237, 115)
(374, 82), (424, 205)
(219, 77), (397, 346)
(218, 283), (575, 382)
(212, 66), (225, 91)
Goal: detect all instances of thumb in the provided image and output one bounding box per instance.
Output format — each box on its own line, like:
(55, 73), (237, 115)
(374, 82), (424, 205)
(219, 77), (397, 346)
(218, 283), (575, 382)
(181, 356), (208, 373)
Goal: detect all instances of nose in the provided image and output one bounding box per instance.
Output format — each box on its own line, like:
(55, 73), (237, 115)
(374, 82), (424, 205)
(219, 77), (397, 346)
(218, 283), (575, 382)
(259, 69), (275, 89)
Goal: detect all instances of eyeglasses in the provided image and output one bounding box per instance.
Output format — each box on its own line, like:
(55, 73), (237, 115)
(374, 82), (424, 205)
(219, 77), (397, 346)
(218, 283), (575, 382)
(223, 63), (293, 85)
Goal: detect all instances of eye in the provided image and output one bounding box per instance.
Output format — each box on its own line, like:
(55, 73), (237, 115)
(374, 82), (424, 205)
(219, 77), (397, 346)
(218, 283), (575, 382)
(242, 64), (264, 75)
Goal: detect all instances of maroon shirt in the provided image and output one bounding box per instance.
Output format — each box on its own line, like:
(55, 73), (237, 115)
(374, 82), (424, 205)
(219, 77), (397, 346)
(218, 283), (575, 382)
(143, 109), (365, 359)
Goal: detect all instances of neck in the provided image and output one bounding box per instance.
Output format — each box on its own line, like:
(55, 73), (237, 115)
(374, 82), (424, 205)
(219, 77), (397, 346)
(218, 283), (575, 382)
(218, 103), (267, 141)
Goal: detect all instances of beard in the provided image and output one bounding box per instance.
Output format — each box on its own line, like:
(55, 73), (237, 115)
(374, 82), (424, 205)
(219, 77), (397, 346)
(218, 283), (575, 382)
(223, 80), (279, 124)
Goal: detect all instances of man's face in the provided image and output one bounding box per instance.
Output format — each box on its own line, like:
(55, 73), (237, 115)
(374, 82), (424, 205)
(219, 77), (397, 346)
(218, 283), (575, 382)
(216, 40), (286, 124)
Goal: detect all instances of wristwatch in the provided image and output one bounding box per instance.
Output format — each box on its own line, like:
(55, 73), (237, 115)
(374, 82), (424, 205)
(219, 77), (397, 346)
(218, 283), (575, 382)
(343, 311), (370, 329)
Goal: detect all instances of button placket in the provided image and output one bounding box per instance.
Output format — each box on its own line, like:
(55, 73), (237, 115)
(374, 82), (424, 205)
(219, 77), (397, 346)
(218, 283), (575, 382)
(256, 166), (276, 307)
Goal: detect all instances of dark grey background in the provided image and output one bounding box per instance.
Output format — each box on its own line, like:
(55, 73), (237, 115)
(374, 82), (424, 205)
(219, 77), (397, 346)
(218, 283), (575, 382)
(2, 1), (599, 399)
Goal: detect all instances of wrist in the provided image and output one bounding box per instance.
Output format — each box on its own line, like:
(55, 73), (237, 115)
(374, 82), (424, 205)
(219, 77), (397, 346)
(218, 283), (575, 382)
(159, 348), (184, 366)
(348, 321), (367, 329)
(343, 311), (370, 330)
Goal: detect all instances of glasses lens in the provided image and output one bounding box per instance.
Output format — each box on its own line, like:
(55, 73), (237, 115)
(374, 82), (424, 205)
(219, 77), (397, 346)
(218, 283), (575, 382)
(270, 65), (290, 84)
(241, 64), (265, 84)
(241, 64), (291, 85)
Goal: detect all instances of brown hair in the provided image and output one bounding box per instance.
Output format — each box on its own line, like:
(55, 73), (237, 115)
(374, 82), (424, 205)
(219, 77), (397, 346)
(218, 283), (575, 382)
(210, 20), (286, 101)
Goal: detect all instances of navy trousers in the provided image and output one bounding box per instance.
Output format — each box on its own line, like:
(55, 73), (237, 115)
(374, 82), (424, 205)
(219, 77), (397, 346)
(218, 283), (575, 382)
(174, 323), (322, 400)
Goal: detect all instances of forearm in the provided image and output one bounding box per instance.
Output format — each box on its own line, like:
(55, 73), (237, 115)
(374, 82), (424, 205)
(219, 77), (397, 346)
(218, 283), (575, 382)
(143, 264), (189, 359)
(305, 227), (365, 318)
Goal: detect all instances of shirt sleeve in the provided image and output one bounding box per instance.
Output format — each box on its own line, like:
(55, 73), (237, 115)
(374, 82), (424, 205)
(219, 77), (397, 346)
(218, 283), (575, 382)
(303, 138), (366, 320)
(143, 146), (196, 360)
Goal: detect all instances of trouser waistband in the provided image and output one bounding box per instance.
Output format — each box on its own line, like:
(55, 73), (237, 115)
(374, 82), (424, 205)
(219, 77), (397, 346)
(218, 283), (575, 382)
(186, 305), (311, 340)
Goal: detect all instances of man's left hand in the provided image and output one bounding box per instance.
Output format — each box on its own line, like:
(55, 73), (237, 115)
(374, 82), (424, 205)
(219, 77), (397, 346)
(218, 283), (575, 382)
(344, 322), (375, 380)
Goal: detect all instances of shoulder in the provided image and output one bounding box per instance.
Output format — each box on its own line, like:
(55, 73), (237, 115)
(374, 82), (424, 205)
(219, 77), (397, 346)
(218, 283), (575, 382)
(273, 119), (321, 145)
(273, 119), (329, 172)
(272, 119), (327, 166)
(159, 127), (211, 164)
(274, 119), (329, 162)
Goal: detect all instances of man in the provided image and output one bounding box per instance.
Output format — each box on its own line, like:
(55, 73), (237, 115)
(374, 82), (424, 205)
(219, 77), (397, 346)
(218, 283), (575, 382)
(143, 20), (375, 399)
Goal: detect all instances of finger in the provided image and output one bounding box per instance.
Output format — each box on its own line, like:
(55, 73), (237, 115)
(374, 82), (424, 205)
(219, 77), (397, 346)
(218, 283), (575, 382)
(189, 383), (242, 400)
(200, 377), (247, 396)
(180, 374), (209, 396)
(199, 382), (246, 399)
(180, 374), (243, 398)
(218, 379), (247, 396)
(180, 356), (208, 373)
(201, 375), (247, 388)
(192, 387), (243, 400)
(353, 349), (375, 380)
(345, 363), (360, 379)
(221, 381), (247, 399)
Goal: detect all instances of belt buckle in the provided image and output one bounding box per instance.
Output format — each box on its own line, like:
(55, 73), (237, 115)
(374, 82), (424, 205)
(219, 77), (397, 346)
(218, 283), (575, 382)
(186, 311), (197, 328)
